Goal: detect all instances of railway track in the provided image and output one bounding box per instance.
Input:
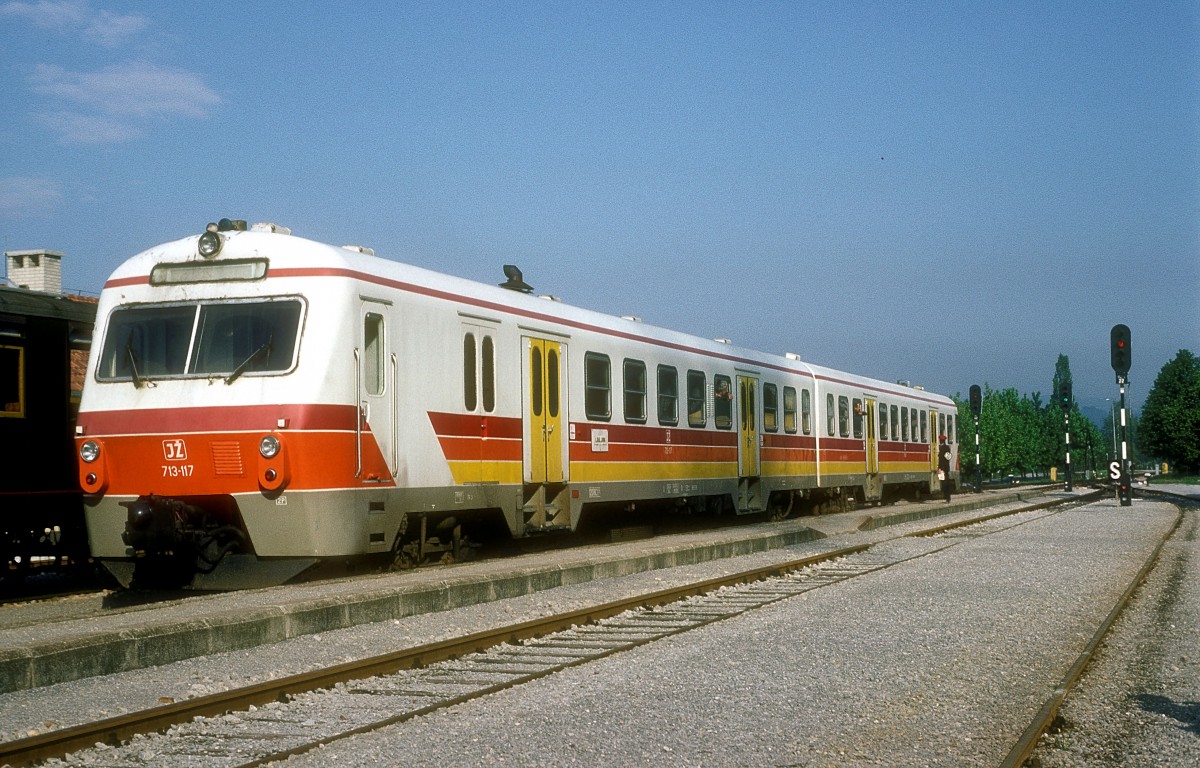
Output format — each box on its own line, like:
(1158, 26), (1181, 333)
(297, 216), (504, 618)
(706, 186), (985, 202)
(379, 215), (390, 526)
(9, 489), (1164, 768)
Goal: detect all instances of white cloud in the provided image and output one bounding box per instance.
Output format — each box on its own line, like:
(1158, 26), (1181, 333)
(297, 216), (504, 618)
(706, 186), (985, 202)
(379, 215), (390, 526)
(7, 5), (220, 145)
(0, 176), (63, 218)
(32, 62), (221, 118)
(0, 1), (146, 47)
(33, 111), (142, 144)
(0, 0), (87, 27)
(86, 8), (150, 47)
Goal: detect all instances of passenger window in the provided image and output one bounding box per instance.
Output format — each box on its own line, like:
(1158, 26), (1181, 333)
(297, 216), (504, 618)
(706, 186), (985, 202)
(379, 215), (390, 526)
(879, 402), (889, 440)
(463, 333), (477, 411)
(531, 345), (543, 418)
(838, 396), (850, 437)
(584, 352), (611, 421)
(0, 345), (24, 417)
(657, 365), (679, 426)
(890, 405), (899, 441)
(687, 370), (706, 427)
(364, 312), (385, 396)
(546, 345), (558, 418)
(948, 414), (955, 443)
(763, 383), (778, 432)
(852, 398), (863, 439)
(920, 411), (927, 443)
(801, 388), (811, 435)
(623, 359), (647, 424)
(784, 386), (798, 434)
(911, 409), (919, 443)
(901, 407), (910, 441)
(714, 374), (733, 429)
(826, 393), (835, 436)
(939, 413), (946, 442)
(482, 335), (495, 413)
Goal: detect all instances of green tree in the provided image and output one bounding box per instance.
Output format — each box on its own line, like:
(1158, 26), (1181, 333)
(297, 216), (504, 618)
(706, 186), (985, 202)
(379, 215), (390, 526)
(1140, 349), (1200, 474)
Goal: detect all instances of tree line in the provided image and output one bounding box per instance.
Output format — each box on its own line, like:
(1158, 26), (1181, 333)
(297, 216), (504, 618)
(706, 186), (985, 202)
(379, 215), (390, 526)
(952, 349), (1199, 480)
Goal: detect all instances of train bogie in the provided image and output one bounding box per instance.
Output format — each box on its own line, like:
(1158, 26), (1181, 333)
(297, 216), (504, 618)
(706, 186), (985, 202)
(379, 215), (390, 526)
(77, 219), (959, 589)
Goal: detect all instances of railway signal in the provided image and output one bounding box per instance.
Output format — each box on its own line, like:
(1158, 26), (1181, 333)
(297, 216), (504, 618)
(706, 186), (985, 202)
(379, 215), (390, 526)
(968, 384), (982, 493)
(1057, 380), (1072, 411)
(1110, 324), (1132, 506)
(1111, 324), (1131, 378)
(1059, 379), (1073, 492)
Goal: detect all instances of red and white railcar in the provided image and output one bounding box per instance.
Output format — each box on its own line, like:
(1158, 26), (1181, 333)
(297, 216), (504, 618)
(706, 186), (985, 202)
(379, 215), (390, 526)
(76, 220), (959, 588)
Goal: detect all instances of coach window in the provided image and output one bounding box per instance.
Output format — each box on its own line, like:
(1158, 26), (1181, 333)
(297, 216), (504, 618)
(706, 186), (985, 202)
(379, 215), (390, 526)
(938, 413), (946, 442)
(826, 393), (835, 436)
(838, 396), (850, 437)
(463, 334), (477, 411)
(623, 359), (647, 423)
(890, 405), (899, 441)
(912, 409), (920, 444)
(901, 406), (910, 441)
(784, 386), (798, 434)
(852, 398), (864, 439)
(948, 414), (955, 443)
(879, 402), (889, 440)
(714, 374), (733, 429)
(763, 383), (779, 432)
(800, 388), (811, 434)
(920, 411), (928, 443)
(482, 335), (496, 412)
(584, 352), (611, 421)
(687, 370), (706, 427)
(658, 365), (679, 425)
(1, 346), (23, 417)
(364, 313), (385, 396)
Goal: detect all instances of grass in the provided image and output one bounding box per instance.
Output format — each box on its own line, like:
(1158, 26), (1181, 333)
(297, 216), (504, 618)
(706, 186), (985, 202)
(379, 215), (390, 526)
(1149, 474), (1200, 486)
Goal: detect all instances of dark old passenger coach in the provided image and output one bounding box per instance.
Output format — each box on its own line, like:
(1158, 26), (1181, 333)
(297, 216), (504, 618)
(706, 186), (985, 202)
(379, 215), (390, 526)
(1, 251), (96, 578)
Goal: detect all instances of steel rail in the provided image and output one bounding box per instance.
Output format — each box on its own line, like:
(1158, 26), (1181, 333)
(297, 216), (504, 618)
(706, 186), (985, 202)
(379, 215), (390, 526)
(999, 502), (1185, 767)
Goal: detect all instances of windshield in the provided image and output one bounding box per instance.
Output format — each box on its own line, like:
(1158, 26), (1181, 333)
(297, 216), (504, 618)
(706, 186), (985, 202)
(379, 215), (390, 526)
(96, 299), (303, 383)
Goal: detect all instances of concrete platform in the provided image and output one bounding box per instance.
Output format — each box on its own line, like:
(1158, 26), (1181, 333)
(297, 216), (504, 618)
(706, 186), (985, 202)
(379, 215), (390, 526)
(0, 488), (1051, 695)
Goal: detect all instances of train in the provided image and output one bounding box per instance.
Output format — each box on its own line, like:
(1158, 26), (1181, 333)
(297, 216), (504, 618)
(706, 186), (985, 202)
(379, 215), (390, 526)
(1, 277), (96, 580)
(75, 219), (960, 589)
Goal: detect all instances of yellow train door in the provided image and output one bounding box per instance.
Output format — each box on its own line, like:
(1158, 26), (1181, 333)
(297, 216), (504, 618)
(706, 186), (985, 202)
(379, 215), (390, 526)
(865, 398), (878, 475)
(526, 337), (564, 484)
(737, 375), (759, 477)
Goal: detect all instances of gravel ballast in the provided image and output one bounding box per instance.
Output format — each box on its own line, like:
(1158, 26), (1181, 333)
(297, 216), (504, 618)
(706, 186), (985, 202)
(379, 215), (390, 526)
(261, 497), (1184, 767)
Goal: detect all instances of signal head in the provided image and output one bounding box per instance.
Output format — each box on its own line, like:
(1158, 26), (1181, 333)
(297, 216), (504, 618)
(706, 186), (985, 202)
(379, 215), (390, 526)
(1110, 324), (1131, 376)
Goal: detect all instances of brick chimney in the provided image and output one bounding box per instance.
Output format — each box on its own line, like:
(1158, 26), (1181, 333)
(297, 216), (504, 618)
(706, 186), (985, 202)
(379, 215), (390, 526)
(5, 249), (64, 294)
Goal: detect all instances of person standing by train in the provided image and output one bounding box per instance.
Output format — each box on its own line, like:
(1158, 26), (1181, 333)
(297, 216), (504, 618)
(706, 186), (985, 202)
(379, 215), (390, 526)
(937, 434), (952, 503)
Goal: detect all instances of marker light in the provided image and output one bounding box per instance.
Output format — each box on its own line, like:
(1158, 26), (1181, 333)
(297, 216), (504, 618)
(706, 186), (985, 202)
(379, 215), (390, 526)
(259, 434), (281, 459)
(80, 440), (100, 463)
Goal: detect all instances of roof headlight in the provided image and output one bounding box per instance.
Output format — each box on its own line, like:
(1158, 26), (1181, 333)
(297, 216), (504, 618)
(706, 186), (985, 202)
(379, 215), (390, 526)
(198, 230), (222, 259)
(196, 223), (223, 262)
(80, 440), (100, 463)
(259, 434), (281, 459)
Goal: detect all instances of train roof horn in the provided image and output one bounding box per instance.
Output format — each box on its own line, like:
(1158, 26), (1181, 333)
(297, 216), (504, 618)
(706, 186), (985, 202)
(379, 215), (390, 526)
(499, 264), (533, 293)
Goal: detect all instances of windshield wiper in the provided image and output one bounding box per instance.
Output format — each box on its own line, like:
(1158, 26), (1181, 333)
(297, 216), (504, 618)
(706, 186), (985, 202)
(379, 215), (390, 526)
(125, 339), (145, 389)
(224, 337), (273, 385)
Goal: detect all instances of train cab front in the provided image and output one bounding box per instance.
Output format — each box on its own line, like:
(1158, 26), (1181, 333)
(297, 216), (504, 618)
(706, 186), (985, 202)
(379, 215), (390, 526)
(76, 429), (320, 590)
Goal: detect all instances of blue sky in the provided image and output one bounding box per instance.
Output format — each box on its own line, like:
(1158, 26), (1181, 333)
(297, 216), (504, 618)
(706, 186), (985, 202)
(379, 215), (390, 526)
(1, 1), (1196, 414)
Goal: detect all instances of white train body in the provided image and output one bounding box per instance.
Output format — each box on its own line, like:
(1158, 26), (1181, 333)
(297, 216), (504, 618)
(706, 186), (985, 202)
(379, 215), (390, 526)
(76, 221), (959, 587)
